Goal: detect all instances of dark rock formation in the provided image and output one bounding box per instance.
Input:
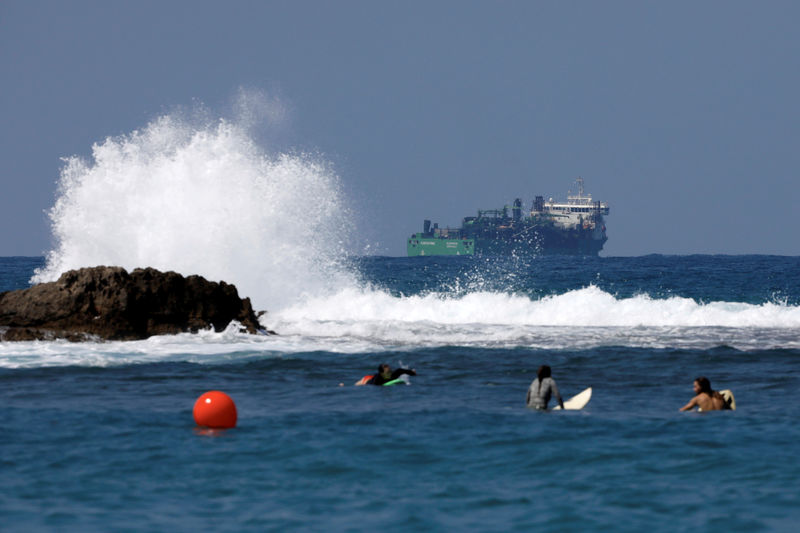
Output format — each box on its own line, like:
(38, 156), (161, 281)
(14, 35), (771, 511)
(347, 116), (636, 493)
(0, 266), (263, 341)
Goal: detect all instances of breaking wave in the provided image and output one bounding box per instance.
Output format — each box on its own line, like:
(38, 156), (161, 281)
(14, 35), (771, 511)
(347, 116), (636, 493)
(33, 92), (355, 311)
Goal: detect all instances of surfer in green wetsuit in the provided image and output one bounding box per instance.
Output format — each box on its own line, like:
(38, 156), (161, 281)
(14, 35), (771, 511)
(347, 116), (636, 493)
(526, 365), (564, 410)
(366, 364), (416, 385)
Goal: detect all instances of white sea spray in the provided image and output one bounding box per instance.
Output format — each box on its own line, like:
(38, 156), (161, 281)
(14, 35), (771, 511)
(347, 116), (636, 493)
(33, 93), (355, 311)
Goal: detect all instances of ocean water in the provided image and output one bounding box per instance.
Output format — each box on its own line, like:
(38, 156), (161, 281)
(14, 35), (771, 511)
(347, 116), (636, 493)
(3, 104), (799, 531)
(2, 255), (800, 532)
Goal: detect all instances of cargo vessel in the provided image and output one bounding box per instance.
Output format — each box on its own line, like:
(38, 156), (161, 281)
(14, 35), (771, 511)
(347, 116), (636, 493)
(407, 178), (609, 257)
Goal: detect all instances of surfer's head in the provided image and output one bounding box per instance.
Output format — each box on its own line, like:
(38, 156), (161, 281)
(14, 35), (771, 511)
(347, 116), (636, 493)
(694, 376), (712, 395)
(377, 363), (392, 378)
(537, 365), (551, 381)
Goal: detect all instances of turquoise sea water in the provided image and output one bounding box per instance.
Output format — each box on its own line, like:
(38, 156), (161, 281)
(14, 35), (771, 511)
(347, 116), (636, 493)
(2, 255), (800, 532)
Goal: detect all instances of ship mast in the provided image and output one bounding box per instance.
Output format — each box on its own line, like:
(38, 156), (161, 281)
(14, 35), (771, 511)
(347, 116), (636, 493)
(567, 177), (590, 205)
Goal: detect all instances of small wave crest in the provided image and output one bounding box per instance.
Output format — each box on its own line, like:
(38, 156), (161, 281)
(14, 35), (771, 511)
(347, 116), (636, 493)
(275, 285), (800, 329)
(264, 285), (800, 351)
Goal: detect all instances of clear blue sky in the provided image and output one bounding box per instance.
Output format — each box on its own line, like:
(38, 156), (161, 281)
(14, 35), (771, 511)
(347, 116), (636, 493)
(2, 0), (799, 257)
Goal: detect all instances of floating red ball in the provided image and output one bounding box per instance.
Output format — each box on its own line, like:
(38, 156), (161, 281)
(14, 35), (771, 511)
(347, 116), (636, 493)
(193, 390), (237, 429)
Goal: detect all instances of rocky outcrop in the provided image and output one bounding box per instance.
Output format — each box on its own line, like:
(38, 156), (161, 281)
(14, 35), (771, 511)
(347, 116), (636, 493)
(0, 266), (263, 341)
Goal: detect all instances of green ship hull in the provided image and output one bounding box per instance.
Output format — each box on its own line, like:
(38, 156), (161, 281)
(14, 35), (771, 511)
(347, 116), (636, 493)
(407, 233), (474, 256)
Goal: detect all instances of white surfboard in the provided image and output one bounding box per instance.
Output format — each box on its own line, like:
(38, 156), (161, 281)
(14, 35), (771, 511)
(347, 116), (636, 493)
(719, 389), (736, 410)
(551, 387), (592, 410)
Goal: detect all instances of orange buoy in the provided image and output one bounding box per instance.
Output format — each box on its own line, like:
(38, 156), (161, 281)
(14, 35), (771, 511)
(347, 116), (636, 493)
(193, 390), (237, 428)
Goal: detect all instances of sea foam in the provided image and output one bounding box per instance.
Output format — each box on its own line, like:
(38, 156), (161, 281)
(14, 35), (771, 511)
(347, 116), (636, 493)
(268, 284), (800, 348)
(273, 285), (800, 329)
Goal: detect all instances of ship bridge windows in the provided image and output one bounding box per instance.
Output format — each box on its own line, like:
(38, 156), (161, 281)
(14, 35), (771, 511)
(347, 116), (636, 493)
(548, 206), (606, 213)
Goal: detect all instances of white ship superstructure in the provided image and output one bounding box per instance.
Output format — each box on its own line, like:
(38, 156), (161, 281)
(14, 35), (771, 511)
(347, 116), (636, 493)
(532, 177), (609, 237)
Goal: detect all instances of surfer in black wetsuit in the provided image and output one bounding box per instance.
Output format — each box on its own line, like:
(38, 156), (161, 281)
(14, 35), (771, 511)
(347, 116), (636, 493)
(526, 365), (564, 410)
(367, 364), (416, 385)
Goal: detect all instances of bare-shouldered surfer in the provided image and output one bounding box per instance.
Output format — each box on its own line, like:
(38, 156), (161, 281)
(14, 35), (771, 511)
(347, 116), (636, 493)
(679, 376), (727, 412)
(526, 365), (564, 410)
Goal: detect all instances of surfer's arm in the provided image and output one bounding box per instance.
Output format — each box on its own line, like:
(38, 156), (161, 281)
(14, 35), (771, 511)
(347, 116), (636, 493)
(551, 381), (564, 409)
(391, 368), (416, 379)
(679, 396), (699, 411)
